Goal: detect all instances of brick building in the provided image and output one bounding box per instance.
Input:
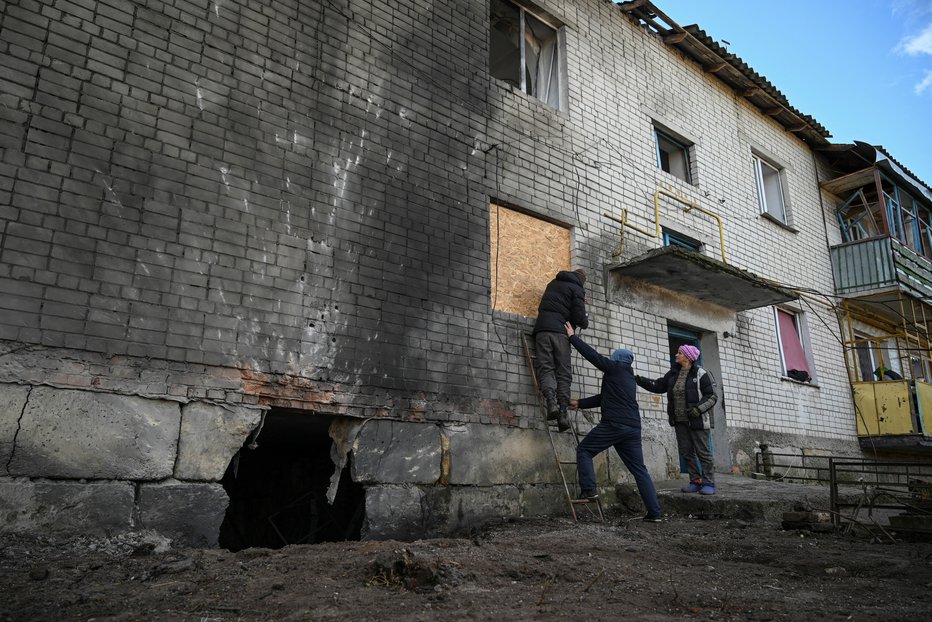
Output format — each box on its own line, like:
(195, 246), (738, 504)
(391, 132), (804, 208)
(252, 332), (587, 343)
(1, 0), (929, 545)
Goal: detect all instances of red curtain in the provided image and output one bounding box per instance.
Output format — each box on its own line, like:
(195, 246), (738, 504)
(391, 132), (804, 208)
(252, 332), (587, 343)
(778, 310), (810, 372)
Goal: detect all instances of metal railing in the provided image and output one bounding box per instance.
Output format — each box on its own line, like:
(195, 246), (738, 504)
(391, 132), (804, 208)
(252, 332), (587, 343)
(829, 458), (932, 535)
(753, 451), (932, 536)
(753, 450), (836, 483)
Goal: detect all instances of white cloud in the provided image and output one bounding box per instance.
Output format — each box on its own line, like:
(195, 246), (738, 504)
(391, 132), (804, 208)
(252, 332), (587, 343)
(915, 69), (932, 94)
(900, 23), (932, 54)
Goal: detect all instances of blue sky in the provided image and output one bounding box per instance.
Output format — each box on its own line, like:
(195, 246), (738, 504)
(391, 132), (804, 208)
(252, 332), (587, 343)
(654, 0), (932, 185)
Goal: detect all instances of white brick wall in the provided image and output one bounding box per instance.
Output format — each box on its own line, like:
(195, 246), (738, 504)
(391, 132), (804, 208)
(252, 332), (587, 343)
(489, 0), (856, 455)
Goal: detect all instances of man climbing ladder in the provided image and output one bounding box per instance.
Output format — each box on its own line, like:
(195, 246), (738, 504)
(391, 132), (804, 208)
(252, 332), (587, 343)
(532, 269), (589, 432)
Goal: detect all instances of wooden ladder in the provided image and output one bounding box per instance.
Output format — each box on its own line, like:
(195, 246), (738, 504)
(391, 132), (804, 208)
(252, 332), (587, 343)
(522, 332), (604, 522)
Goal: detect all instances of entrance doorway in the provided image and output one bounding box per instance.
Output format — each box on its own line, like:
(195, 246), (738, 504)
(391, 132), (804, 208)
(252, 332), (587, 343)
(218, 411), (364, 551)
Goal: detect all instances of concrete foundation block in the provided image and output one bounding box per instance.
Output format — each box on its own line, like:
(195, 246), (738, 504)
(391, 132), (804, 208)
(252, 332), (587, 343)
(361, 485), (425, 540)
(0, 384), (30, 468)
(0, 477), (134, 536)
(445, 424), (560, 485)
(519, 484), (572, 517)
(352, 420), (441, 484)
(436, 485), (521, 534)
(175, 402), (262, 481)
(138, 480), (228, 547)
(7, 387), (181, 480)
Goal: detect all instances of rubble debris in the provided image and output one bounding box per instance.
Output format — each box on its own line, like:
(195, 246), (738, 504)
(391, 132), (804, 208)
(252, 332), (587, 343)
(367, 548), (459, 592)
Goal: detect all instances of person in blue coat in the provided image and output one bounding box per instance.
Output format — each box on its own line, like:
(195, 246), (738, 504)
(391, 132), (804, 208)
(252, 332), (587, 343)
(564, 322), (662, 522)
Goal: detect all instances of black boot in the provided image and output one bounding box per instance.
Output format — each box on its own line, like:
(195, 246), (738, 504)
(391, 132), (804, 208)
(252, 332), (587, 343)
(557, 406), (570, 432)
(543, 390), (559, 420)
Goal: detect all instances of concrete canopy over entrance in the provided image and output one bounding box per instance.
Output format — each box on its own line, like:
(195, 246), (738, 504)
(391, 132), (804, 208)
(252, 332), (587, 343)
(608, 246), (798, 312)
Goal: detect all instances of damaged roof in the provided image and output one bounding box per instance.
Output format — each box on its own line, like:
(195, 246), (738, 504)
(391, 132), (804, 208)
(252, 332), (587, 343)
(614, 0), (831, 149)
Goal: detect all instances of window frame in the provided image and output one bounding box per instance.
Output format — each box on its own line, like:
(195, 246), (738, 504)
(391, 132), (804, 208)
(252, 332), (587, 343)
(489, 0), (566, 111)
(853, 331), (880, 382)
(753, 154), (788, 224)
(654, 128), (693, 184)
(774, 307), (815, 382)
(662, 228), (702, 251)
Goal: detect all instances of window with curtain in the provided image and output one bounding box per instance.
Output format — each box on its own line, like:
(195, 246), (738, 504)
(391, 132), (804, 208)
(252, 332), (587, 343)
(489, 0), (564, 110)
(775, 308), (812, 380)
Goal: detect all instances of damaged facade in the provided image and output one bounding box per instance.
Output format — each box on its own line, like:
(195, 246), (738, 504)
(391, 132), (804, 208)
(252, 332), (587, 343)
(0, 0), (930, 546)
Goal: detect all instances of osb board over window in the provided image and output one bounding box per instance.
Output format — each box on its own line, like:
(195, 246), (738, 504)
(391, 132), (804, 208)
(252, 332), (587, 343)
(489, 204), (571, 317)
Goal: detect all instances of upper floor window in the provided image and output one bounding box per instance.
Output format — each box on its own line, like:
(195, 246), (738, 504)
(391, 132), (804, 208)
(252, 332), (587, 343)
(655, 128), (692, 183)
(490, 0), (564, 110)
(753, 154), (787, 223)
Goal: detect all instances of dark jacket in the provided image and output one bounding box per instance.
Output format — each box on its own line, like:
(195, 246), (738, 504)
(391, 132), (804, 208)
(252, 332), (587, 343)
(636, 365), (718, 430)
(533, 271), (588, 334)
(568, 335), (641, 428)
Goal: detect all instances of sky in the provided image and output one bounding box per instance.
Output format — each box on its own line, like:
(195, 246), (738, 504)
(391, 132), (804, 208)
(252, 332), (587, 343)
(653, 0), (932, 185)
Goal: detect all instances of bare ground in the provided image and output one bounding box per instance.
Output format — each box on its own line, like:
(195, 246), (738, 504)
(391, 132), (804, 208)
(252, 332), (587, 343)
(1, 512), (930, 622)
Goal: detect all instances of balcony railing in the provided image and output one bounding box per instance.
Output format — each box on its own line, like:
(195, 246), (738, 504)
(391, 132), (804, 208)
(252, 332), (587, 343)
(831, 236), (932, 298)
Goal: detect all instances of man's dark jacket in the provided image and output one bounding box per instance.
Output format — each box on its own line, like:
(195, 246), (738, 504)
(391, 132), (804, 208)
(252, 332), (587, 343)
(533, 271), (588, 334)
(568, 335), (640, 428)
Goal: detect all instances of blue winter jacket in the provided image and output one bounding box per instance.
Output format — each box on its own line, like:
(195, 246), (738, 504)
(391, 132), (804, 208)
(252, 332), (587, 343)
(568, 335), (641, 428)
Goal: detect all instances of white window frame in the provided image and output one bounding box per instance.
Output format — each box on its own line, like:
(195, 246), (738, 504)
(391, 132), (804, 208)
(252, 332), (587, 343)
(655, 128), (693, 184)
(754, 154), (787, 223)
(489, 0), (566, 111)
(774, 307), (815, 382)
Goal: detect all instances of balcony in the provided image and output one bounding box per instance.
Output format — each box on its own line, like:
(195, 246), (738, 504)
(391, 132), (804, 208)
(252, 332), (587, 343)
(830, 236), (932, 301)
(853, 379), (932, 451)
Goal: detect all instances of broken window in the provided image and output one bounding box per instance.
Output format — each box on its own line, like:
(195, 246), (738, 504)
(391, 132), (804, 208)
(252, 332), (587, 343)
(836, 188), (884, 242)
(655, 129), (693, 183)
(836, 174), (932, 258)
(754, 155), (787, 224)
(489, 0), (565, 110)
(775, 308), (813, 381)
(489, 203), (570, 317)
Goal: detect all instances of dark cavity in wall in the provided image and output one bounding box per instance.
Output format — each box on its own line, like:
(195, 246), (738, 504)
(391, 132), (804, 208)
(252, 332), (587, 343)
(218, 410), (364, 551)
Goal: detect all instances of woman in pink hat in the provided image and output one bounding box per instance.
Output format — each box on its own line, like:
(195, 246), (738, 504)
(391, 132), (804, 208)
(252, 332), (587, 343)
(635, 344), (718, 494)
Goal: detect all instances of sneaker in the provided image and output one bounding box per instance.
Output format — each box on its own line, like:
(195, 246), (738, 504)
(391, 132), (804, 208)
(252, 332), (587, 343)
(545, 398), (560, 420)
(577, 489), (599, 501)
(699, 484), (715, 495)
(642, 514), (662, 523)
(680, 481), (701, 493)
(557, 411), (571, 432)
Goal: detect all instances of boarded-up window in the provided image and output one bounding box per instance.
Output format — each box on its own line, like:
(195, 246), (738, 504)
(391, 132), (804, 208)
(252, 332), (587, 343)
(489, 204), (570, 317)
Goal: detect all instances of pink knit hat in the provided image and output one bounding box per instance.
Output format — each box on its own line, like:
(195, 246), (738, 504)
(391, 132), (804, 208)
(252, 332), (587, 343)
(678, 344), (700, 362)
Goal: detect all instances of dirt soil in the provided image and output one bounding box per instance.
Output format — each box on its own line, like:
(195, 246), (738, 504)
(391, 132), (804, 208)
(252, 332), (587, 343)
(2, 513), (930, 622)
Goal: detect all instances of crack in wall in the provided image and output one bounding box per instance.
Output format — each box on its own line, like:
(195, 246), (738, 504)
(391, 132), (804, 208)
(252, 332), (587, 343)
(5, 385), (32, 475)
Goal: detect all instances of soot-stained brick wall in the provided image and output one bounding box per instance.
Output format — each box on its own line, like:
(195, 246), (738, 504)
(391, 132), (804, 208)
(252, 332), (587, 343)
(0, 0), (520, 421)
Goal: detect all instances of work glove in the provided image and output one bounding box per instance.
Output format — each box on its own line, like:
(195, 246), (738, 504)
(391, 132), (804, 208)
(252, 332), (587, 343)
(635, 375), (645, 384)
(687, 407), (701, 418)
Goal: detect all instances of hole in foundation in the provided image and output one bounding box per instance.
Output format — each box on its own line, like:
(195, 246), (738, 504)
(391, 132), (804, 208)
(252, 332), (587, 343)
(218, 411), (364, 551)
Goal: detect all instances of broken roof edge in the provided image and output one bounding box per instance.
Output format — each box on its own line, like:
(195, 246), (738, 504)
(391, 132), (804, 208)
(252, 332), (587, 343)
(613, 1), (831, 146)
(824, 142), (932, 204)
